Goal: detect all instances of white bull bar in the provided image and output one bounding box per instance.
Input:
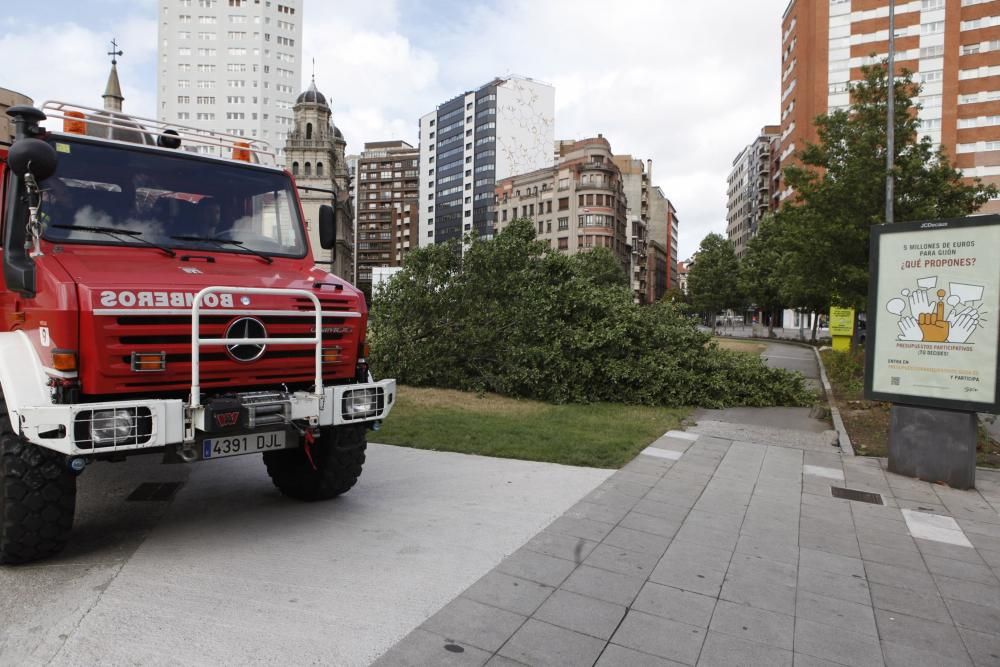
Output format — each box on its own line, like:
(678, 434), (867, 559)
(11, 285), (397, 455)
(190, 286), (347, 408)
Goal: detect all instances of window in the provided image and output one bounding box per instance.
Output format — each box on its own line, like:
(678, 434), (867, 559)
(558, 217), (568, 231)
(558, 197), (568, 211)
(292, 161), (299, 175)
(558, 237), (568, 250)
(177, 95), (191, 104)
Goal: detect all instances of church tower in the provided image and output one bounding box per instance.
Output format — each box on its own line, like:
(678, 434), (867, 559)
(284, 77), (352, 280)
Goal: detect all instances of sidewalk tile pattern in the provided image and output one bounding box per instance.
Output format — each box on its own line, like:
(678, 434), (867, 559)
(374, 419), (1000, 667)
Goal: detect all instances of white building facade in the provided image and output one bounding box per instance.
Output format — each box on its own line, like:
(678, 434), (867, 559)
(418, 76), (555, 246)
(156, 0), (302, 164)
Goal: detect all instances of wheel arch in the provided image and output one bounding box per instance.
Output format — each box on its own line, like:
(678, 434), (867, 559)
(0, 330), (54, 426)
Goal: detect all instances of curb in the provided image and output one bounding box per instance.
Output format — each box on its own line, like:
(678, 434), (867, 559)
(813, 347), (855, 457)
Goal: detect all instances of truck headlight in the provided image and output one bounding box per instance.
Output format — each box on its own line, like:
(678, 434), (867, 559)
(345, 390), (375, 414)
(341, 388), (384, 419)
(90, 409), (135, 444)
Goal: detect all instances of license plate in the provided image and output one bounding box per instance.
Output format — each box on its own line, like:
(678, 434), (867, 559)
(202, 431), (287, 459)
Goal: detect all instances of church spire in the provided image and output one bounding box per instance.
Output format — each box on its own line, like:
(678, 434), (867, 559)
(102, 38), (124, 112)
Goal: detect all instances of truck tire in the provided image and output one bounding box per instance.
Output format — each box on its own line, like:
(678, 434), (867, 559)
(263, 425), (366, 501)
(0, 398), (76, 564)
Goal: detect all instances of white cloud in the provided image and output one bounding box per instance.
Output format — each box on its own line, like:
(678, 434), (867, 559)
(0, 17), (157, 117)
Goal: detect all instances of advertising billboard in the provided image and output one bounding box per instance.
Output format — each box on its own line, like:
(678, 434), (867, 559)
(865, 216), (1000, 412)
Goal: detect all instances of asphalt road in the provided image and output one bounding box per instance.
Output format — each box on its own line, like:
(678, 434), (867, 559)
(0, 443), (610, 666)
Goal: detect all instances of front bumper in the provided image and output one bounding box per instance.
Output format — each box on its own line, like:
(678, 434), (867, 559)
(14, 379), (396, 456)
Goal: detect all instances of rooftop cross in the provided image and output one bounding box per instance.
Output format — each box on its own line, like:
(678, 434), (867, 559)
(108, 38), (123, 65)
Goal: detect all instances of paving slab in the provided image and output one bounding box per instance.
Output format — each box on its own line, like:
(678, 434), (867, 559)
(376, 343), (1000, 666)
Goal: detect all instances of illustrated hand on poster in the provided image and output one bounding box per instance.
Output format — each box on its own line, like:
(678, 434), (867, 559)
(917, 294), (950, 342)
(908, 288), (936, 317)
(897, 316), (923, 341)
(948, 311), (980, 343)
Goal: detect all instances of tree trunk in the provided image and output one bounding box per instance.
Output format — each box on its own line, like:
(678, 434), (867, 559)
(768, 308), (776, 338)
(810, 311), (819, 343)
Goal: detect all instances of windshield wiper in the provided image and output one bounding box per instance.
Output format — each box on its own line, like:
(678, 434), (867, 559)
(170, 235), (274, 264)
(52, 224), (177, 258)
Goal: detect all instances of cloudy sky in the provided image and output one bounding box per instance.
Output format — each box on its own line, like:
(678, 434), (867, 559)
(2, 0), (788, 258)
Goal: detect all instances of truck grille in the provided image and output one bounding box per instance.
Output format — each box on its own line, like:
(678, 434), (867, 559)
(84, 296), (363, 395)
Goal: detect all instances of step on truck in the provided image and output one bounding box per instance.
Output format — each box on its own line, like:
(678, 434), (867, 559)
(0, 102), (395, 564)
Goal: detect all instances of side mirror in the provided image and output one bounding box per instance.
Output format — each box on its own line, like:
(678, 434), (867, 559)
(319, 204), (336, 250)
(7, 138), (58, 181)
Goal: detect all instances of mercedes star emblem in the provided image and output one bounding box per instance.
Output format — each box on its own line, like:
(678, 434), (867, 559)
(225, 317), (267, 362)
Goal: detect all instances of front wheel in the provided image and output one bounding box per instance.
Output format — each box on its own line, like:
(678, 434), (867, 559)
(0, 399), (77, 564)
(263, 425), (366, 501)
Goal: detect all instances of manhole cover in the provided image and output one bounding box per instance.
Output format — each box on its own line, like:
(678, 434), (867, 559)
(831, 486), (883, 505)
(127, 482), (184, 502)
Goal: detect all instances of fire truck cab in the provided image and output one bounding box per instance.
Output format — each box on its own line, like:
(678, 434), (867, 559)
(0, 102), (394, 564)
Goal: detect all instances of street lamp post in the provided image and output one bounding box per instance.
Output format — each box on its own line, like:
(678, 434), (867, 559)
(886, 0), (895, 224)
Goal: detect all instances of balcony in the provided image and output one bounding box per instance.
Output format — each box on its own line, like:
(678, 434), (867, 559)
(576, 181), (614, 192)
(578, 161), (616, 173)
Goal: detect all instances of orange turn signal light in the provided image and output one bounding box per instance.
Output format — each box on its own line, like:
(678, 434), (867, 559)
(131, 352), (167, 372)
(322, 346), (342, 364)
(52, 350), (77, 372)
(63, 111), (86, 135)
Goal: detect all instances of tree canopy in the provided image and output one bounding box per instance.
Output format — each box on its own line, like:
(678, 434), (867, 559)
(370, 219), (812, 408)
(686, 233), (741, 323)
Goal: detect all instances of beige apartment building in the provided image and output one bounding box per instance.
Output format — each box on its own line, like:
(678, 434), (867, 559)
(779, 0), (1000, 209)
(727, 125), (780, 258)
(352, 141), (419, 291)
(495, 136), (631, 277)
(612, 155), (680, 301)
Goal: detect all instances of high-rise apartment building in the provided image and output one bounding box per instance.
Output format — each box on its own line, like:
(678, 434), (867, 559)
(779, 0), (1000, 208)
(418, 76), (554, 246)
(611, 155), (680, 300)
(156, 0), (302, 164)
(352, 141), (419, 292)
(613, 155), (651, 302)
(727, 125), (779, 258)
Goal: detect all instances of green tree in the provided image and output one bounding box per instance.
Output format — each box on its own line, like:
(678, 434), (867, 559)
(739, 216), (787, 338)
(781, 61), (996, 313)
(369, 219), (812, 408)
(686, 233), (741, 328)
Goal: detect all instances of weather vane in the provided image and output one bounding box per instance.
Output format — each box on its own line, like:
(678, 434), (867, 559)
(108, 38), (123, 65)
(311, 57), (315, 83)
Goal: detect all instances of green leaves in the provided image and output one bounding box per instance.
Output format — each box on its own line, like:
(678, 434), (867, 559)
(370, 219), (813, 409)
(687, 233), (742, 321)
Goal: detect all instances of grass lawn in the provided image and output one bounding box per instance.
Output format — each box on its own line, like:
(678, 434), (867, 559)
(820, 350), (1000, 467)
(373, 386), (690, 468)
(712, 338), (767, 355)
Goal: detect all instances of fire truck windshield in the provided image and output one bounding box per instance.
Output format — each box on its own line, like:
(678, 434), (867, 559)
(39, 137), (307, 258)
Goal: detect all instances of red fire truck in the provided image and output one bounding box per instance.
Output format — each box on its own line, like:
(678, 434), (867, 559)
(0, 102), (394, 563)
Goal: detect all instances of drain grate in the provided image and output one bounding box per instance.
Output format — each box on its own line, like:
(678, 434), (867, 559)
(127, 482), (184, 502)
(831, 486), (884, 505)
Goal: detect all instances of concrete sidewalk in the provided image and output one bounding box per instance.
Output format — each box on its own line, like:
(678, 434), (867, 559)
(374, 345), (1000, 666)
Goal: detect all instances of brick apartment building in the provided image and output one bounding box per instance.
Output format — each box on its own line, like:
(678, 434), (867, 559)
(352, 141), (419, 291)
(779, 0), (1000, 210)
